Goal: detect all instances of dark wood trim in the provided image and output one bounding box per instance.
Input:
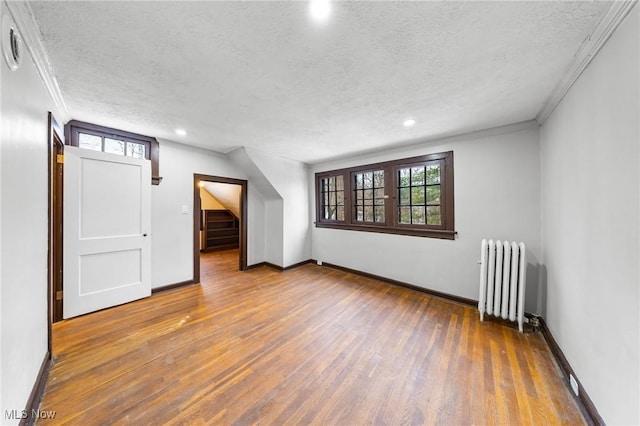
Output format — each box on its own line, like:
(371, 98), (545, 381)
(19, 352), (51, 426)
(151, 280), (197, 295)
(246, 262), (267, 270)
(149, 139), (161, 184)
(247, 262), (286, 272)
(315, 151), (455, 239)
(284, 259), (315, 270)
(64, 119), (162, 185)
(264, 262), (285, 271)
(318, 261), (477, 307)
(246, 259), (315, 271)
(47, 112), (65, 352)
(193, 174), (248, 282)
(194, 180), (201, 282)
(315, 222), (457, 240)
(317, 152), (452, 178)
(539, 318), (604, 426)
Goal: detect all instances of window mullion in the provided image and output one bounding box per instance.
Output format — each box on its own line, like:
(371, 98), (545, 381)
(344, 172), (352, 225)
(384, 166), (394, 228)
(441, 158), (450, 228)
(314, 151), (454, 239)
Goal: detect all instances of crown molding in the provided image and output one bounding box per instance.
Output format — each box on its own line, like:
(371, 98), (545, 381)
(4, 0), (71, 123)
(536, 1), (638, 125)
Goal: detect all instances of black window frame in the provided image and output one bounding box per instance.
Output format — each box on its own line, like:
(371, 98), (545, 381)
(64, 120), (162, 185)
(315, 151), (455, 240)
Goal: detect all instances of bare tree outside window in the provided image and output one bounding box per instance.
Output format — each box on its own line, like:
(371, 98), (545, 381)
(315, 151), (455, 240)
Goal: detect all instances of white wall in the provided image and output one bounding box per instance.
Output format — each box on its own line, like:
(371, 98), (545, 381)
(310, 123), (542, 312)
(245, 148), (311, 267)
(0, 3), (4, 414)
(151, 140), (265, 287)
(227, 148), (280, 267)
(264, 199), (284, 266)
(247, 187), (266, 265)
(540, 6), (639, 424)
(0, 2), (62, 420)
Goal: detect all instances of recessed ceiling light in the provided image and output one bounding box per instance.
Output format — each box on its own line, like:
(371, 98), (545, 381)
(310, 0), (331, 21)
(403, 119), (416, 127)
(175, 129), (187, 136)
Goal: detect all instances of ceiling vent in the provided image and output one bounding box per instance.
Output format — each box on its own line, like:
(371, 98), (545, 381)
(2, 14), (22, 71)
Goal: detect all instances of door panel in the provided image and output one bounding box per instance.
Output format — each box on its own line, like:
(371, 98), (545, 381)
(80, 249), (141, 294)
(64, 146), (151, 318)
(80, 159), (143, 238)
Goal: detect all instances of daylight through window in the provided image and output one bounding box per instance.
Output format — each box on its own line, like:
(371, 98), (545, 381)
(315, 151), (455, 239)
(65, 120), (162, 185)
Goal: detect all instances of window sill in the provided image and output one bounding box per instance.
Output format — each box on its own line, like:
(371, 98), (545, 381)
(315, 222), (457, 240)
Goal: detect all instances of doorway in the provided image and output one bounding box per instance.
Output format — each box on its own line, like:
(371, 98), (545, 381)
(48, 113), (64, 348)
(193, 174), (248, 283)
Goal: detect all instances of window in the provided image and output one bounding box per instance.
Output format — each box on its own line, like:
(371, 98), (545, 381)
(78, 133), (146, 159)
(65, 120), (162, 184)
(315, 151), (455, 239)
(353, 170), (385, 223)
(319, 175), (345, 221)
(396, 162), (442, 225)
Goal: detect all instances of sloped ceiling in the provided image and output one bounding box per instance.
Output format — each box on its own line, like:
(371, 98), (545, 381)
(202, 182), (241, 218)
(30, 1), (611, 163)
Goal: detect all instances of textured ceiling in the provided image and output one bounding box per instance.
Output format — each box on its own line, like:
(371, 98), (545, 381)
(30, 1), (611, 164)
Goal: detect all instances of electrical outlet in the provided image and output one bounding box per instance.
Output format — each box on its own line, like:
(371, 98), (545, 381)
(317, 260), (323, 266)
(569, 374), (579, 396)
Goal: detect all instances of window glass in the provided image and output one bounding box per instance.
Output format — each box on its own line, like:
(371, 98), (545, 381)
(320, 175), (344, 221)
(397, 162), (441, 225)
(66, 120), (161, 185)
(314, 151), (454, 239)
(78, 133), (102, 151)
(353, 170), (385, 223)
(104, 138), (125, 156)
(127, 142), (146, 159)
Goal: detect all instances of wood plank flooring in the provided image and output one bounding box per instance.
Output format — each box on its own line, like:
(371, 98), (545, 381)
(39, 249), (586, 425)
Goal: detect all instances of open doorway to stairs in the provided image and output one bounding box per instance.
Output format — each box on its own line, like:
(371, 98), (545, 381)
(193, 174), (248, 283)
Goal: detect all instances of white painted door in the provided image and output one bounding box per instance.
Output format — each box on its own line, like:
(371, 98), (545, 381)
(63, 146), (151, 318)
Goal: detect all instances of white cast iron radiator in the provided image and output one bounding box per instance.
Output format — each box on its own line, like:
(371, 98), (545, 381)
(478, 239), (527, 332)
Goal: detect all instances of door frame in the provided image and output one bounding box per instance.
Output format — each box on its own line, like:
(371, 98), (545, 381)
(193, 174), (248, 281)
(48, 112), (64, 354)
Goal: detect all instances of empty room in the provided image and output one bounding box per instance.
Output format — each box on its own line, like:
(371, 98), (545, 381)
(1, 0), (638, 425)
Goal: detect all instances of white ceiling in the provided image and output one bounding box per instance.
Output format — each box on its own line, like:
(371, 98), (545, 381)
(29, 1), (611, 164)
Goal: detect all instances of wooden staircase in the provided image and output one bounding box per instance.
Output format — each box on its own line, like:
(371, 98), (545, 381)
(201, 209), (239, 251)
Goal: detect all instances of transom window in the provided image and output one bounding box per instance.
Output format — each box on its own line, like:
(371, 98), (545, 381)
(78, 133), (146, 159)
(315, 151), (455, 239)
(65, 120), (162, 185)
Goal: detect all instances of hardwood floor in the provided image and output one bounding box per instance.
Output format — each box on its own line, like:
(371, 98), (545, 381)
(40, 249), (586, 425)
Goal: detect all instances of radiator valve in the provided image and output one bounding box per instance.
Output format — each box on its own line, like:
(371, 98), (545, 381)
(529, 315), (541, 332)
